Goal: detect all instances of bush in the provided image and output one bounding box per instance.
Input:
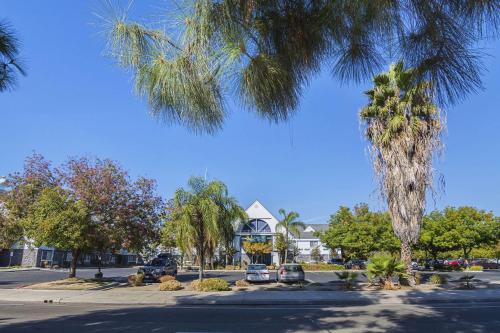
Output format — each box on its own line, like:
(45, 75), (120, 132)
(467, 265), (483, 271)
(366, 252), (406, 290)
(159, 280), (183, 291)
(224, 265), (241, 270)
(429, 274), (447, 285)
(301, 263), (344, 271)
(335, 272), (358, 289)
(128, 273), (144, 286)
(235, 279), (250, 287)
(191, 278), (230, 292)
(159, 275), (176, 283)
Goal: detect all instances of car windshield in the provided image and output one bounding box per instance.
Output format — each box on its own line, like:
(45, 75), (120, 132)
(148, 258), (166, 266)
(248, 264), (267, 270)
(283, 265), (303, 272)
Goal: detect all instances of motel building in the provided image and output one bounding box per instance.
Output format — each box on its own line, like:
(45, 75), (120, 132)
(233, 200), (332, 265)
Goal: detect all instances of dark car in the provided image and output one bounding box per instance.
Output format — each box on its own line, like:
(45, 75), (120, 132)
(345, 259), (366, 270)
(328, 258), (344, 265)
(138, 257), (177, 281)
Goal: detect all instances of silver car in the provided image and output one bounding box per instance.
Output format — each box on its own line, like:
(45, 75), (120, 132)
(245, 264), (270, 282)
(277, 264), (305, 282)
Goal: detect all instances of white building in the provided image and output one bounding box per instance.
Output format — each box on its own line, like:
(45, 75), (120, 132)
(234, 200), (331, 265)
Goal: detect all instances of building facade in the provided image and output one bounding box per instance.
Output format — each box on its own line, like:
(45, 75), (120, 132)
(234, 200), (331, 265)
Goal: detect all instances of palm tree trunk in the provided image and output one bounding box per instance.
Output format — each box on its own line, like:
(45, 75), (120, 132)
(284, 230), (289, 264)
(198, 250), (204, 281)
(400, 241), (415, 286)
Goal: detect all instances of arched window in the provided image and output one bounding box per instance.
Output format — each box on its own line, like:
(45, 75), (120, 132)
(241, 219), (271, 233)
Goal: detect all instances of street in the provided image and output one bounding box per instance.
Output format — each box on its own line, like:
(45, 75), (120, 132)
(0, 301), (499, 332)
(1, 268), (500, 289)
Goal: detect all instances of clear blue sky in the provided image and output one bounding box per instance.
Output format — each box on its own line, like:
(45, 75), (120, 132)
(2, 1), (500, 222)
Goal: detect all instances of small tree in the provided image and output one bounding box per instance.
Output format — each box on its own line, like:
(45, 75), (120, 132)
(310, 246), (322, 263)
(243, 241), (273, 264)
(172, 177), (246, 281)
(22, 187), (92, 277)
(276, 209), (305, 263)
(274, 233), (289, 264)
(366, 252), (406, 290)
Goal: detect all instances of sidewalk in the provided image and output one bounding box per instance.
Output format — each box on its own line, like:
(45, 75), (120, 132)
(1, 287), (499, 306)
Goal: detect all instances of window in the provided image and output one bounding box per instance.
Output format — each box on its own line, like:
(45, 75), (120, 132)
(310, 241), (319, 248)
(41, 250), (53, 261)
(241, 219), (271, 233)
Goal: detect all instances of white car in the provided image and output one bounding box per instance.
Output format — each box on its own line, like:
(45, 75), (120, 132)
(245, 264), (270, 282)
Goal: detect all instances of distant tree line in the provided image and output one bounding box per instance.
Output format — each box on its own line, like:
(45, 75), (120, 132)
(320, 204), (500, 261)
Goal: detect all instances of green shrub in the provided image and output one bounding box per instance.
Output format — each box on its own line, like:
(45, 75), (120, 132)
(159, 275), (176, 283)
(429, 274), (446, 285)
(235, 279), (250, 287)
(366, 252), (406, 290)
(191, 278), (230, 292)
(302, 263), (344, 271)
(128, 273), (144, 287)
(335, 272), (358, 289)
(159, 280), (183, 291)
(467, 265), (483, 271)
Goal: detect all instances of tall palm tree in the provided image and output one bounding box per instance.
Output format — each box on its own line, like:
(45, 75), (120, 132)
(0, 20), (25, 92)
(276, 209), (305, 263)
(171, 177), (246, 281)
(360, 62), (442, 284)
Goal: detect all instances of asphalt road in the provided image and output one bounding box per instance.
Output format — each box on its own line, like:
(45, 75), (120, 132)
(1, 268), (499, 288)
(0, 301), (499, 332)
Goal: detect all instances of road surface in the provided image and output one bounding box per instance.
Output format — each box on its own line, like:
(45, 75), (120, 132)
(0, 301), (499, 332)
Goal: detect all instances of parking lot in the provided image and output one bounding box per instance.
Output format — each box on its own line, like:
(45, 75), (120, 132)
(1, 268), (499, 289)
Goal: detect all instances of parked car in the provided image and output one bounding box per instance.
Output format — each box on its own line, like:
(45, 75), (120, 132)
(138, 256), (177, 281)
(245, 264), (270, 282)
(328, 258), (344, 265)
(277, 264), (305, 282)
(345, 259), (366, 270)
(471, 259), (499, 269)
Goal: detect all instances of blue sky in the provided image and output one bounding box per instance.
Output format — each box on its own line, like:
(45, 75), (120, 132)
(2, 1), (500, 222)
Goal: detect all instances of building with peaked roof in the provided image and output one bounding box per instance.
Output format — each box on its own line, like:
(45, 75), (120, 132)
(233, 200), (332, 265)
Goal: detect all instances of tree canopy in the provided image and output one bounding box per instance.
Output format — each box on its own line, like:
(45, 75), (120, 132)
(320, 204), (400, 260)
(171, 176), (246, 280)
(0, 19), (26, 92)
(105, 0), (500, 133)
(419, 206), (499, 259)
(2, 153), (163, 277)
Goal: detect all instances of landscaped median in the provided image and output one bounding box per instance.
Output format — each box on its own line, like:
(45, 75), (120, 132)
(26, 278), (118, 290)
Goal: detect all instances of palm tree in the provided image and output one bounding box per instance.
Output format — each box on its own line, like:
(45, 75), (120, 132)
(104, 1), (498, 133)
(0, 20), (25, 92)
(171, 177), (246, 281)
(276, 209), (305, 263)
(360, 62), (442, 285)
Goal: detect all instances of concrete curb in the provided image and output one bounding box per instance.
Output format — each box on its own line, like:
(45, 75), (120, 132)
(0, 268), (40, 273)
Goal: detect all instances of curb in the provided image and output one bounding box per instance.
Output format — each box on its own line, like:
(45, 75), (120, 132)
(0, 268), (40, 273)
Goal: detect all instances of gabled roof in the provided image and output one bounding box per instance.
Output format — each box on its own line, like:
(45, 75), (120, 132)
(296, 223), (328, 239)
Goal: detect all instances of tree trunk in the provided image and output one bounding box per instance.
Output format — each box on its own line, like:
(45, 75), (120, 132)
(69, 249), (81, 278)
(284, 230), (289, 264)
(400, 241), (415, 286)
(198, 249), (204, 281)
